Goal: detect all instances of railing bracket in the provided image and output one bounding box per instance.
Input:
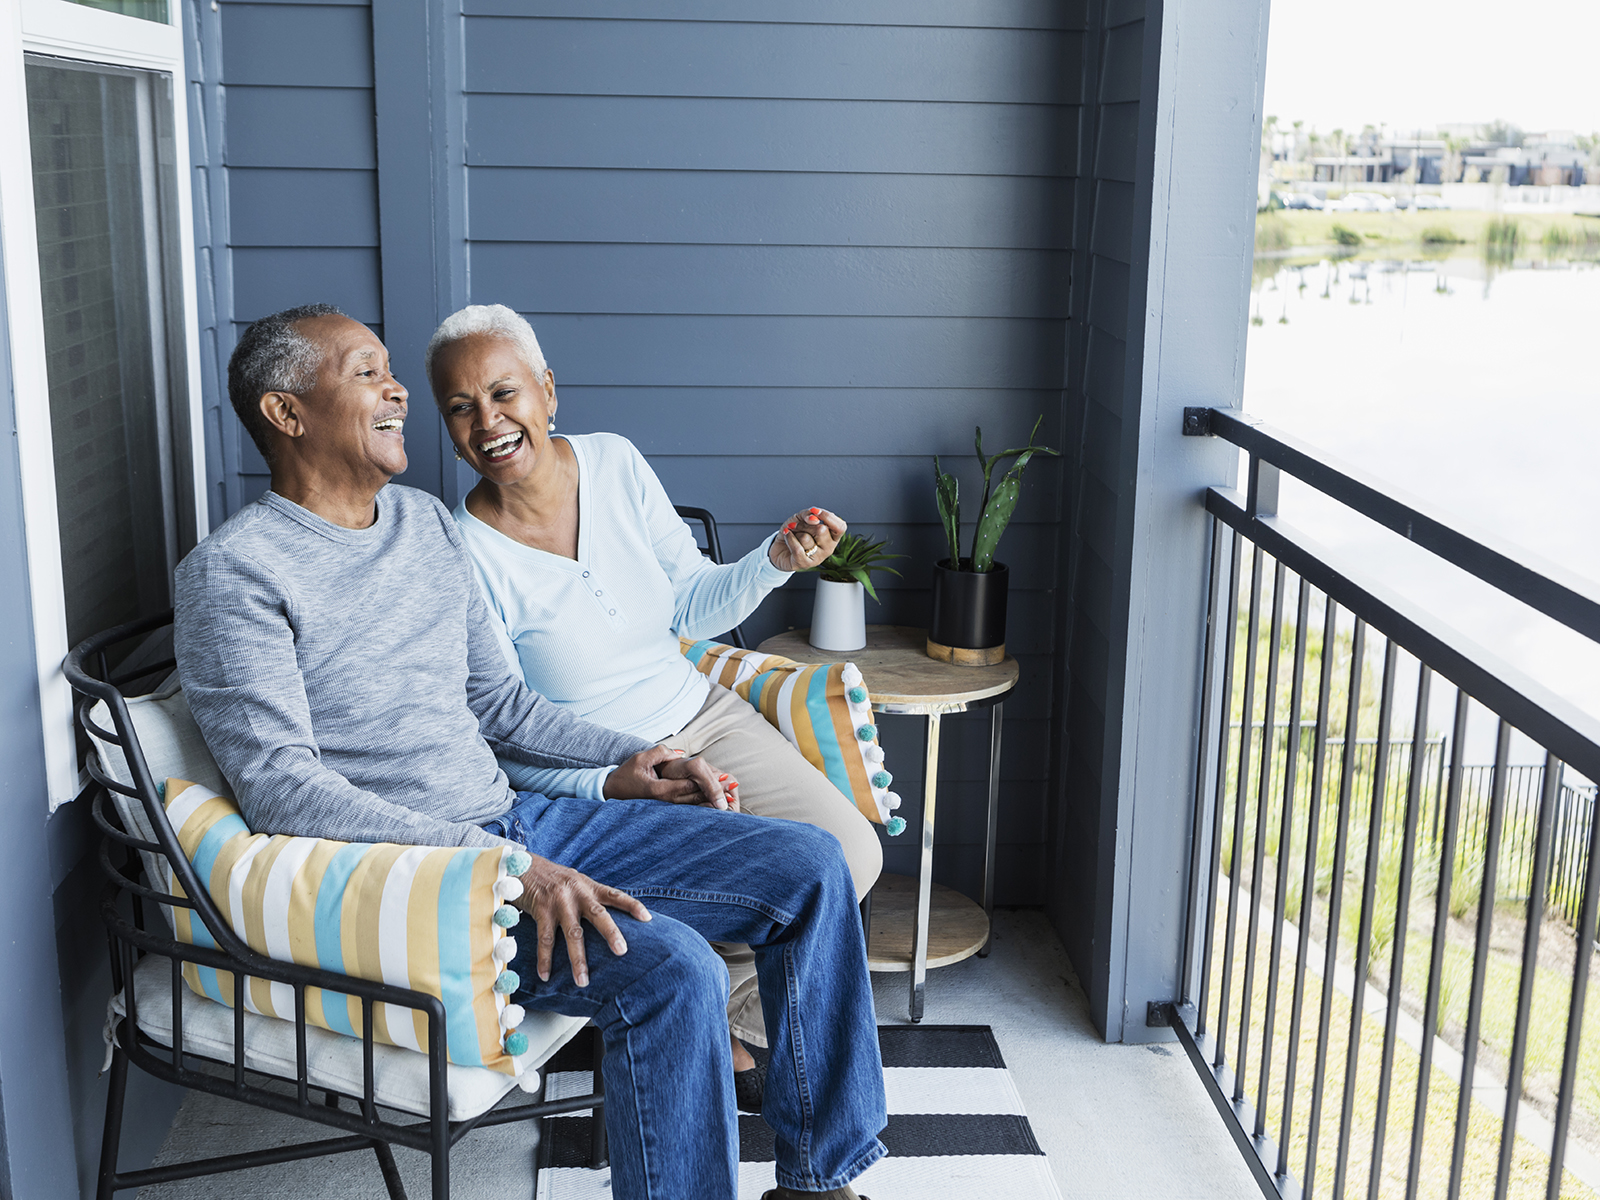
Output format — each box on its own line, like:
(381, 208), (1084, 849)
(1146, 1000), (1175, 1028)
(1182, 407), (1212, 437)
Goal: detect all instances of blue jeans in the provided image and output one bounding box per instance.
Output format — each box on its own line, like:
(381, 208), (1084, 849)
(483, 792), (887, 1199)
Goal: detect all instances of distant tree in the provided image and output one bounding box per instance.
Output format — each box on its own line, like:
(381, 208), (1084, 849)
(1483, 119), (1524, 148)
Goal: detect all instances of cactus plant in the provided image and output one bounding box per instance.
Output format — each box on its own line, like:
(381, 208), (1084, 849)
(933, 458), (961, 566)
(936, 416), (1057, 574)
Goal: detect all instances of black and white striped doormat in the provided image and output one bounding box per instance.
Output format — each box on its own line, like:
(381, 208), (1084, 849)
(534, 1025), (1062, 1200)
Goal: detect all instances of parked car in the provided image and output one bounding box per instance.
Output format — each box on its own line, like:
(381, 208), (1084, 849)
(1328, 191), (1396, 212)
(1282, 192), (1324, 210)
(1413, 194), (1449, 210)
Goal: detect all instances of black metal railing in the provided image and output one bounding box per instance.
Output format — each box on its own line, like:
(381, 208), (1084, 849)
(1224, 729), (1600, 930)
(1160, 409), (1600, 1200)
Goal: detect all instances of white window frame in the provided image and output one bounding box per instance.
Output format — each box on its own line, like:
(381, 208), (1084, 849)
(0, 0), (208, 809)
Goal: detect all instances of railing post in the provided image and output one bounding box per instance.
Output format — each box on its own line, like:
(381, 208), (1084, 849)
(1248, 455), (1280, 519)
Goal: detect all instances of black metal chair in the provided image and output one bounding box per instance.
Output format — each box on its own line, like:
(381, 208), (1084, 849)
(67, 613), (607, 1200)
(674, 504), (749, 649)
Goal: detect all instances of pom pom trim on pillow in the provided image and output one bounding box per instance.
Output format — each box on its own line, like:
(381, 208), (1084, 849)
(679, 640), (903, 833)
(162, 778), (534, 1075)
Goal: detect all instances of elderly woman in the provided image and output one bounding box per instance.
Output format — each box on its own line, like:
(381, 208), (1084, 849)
(426, 304), (882, 1109)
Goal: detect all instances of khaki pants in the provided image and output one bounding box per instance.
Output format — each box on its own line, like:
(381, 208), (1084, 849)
(660, 683), (883, 1047)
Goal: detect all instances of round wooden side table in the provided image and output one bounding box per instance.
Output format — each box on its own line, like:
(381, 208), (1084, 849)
(755, 625), (1019, 1022)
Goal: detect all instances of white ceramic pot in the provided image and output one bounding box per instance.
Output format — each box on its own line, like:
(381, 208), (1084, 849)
(810, 578), (866, 651)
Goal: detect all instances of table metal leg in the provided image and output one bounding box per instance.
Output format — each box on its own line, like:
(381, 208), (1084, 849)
(910, 712), (942, 1023)
(978, 700), (1004, 958)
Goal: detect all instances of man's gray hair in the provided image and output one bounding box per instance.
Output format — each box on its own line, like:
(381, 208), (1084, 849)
(227, 303), (345, 462)
(425, 304), (548, 388)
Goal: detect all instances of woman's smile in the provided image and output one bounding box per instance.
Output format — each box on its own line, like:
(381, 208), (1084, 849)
(478, 430), (525, 461)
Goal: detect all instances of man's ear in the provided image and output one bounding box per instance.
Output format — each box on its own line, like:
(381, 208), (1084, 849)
(259, 391), (305, 439)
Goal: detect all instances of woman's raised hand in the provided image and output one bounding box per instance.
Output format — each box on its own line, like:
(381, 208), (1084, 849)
(769, 507), (846, 572)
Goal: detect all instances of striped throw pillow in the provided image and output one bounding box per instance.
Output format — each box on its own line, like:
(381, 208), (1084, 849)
(679, 640), (905, 835)
(162, 778), (536, 1075)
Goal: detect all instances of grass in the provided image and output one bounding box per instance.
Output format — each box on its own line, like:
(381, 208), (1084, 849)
(1204, 872), (1600, 1199)
(1252, 209), (1600, 259)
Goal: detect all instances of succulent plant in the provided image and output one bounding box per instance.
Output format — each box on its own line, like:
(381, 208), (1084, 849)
(935, 416), (1058, 574)
(804, 531), (906, 602)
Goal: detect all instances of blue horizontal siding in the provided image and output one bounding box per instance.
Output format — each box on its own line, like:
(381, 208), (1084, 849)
(652, 519), (1060, 589)
(467, 95), (1078, 176)
(221, 3), (373, 87)
(468, 168), (1073, 248)
(465, 0), (1087, 29)
(466, 18), (1080, 104)
(224, 86), (377, 169)
(472, 245), (1069, 318)
(555, 388), (1063, 455)
(231, 247), (383, 322)
(644, 455), (1060, 529)
(513, 314), (1064, 388)
(227, 169), (379, 247)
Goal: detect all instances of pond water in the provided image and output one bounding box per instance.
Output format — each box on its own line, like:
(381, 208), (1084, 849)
(1242, 253), (1600, 746)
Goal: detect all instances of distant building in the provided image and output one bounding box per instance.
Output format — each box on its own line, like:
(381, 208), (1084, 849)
(1460, 134), (1587, 187)
(1303, 130), (1585, 187)
(1308, 139), (1447, 185)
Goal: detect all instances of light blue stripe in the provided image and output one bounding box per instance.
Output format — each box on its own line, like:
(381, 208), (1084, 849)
(436, 851), (486, 1067)
(194, 964), (226, 1005)
(805, 669), (853, 802)
(184, 811), (247, 1007)
(747, 670), (769, 714)
(183, 914), (227, 1005)
(190, 813), (250, 892)
(685, 639), (714, 669)
(311, 842), (369, 1037)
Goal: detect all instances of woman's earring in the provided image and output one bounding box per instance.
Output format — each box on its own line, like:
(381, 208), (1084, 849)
(547, 420), (555, 432)
(453, 446), (463, 461)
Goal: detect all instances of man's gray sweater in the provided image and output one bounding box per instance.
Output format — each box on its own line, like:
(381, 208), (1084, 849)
(174, 486), (653, 849)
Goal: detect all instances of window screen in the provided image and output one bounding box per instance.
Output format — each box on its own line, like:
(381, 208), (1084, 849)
(26, 57), (193, 654)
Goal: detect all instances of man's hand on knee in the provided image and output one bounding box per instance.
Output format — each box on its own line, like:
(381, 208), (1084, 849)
(515, 856), (652, 988)
(604, 745), (740, 810)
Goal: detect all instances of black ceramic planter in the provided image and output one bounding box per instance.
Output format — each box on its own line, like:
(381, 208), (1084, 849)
(928, 559), (1008, 665)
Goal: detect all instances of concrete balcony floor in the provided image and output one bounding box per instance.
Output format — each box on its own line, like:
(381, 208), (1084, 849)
(137, 910), (1256, 1199)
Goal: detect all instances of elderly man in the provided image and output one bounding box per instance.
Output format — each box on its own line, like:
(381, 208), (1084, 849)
(174, 304), (886, 1200)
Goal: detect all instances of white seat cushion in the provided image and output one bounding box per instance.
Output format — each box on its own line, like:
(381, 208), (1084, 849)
(88, 677), (226, 930)
(112, 954), (589, 1122)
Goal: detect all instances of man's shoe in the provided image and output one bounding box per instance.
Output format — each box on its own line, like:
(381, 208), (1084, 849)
(759, 1187), (869, 1199)
(735, 1058), (767, 1114)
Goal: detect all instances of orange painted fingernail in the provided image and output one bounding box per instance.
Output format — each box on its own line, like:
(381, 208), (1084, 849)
(809, 507), (820, 514)
(718, 773), (729, 781)
(728, 781), (738, 788)
(786, 522), (797, 531)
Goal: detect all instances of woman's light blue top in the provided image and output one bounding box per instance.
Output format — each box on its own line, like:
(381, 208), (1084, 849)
(454, 433), (792, 799)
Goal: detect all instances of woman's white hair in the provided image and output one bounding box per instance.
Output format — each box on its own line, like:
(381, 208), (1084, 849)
(424, 304), (548, 387)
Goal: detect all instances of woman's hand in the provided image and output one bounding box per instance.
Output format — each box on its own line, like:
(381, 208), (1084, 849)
(514, 855), (651, 987)
(659, 754), (741, 811)
(603, 746), (740, 809)
(769, 507), (847, 572)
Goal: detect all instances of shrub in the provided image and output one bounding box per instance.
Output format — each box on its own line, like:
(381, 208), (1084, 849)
(1485, 217), (1519, 250)
(1330, 223), (1362, 247)
(1421, 225), (1466, 245)
(1255, 214), (1291, 252)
